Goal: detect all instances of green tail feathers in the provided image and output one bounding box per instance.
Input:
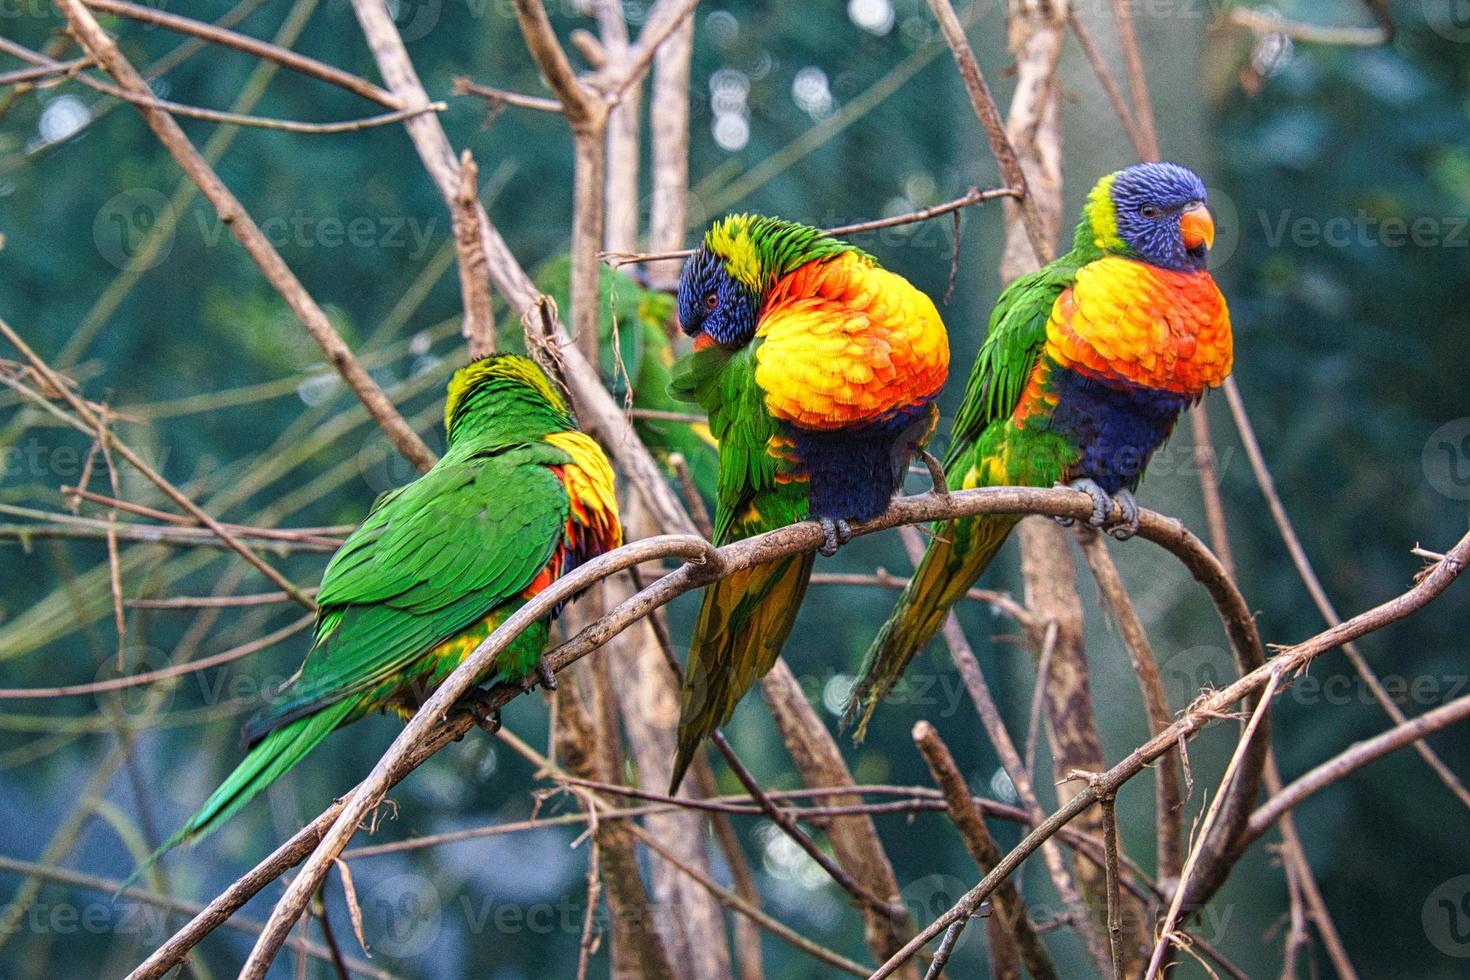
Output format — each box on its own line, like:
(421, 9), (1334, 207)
(841, 515), (1018, 741)
(670, 552), (815, 793)
(119, 695), (362, 893)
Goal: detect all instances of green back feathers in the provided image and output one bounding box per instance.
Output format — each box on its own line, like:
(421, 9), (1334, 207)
(444, 354), (574, 447)
(704, 213), (868, 296)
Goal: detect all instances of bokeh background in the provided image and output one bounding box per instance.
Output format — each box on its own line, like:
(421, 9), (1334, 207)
(2, 0), (1469, 976)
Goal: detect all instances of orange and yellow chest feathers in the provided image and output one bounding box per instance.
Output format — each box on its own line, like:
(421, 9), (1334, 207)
(752, 252), (950, 430)
(1044, 255), (1232, 395)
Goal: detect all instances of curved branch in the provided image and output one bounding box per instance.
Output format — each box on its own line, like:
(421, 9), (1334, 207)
(227, 485), (1254, 975)
(870, 529), (1470, 978)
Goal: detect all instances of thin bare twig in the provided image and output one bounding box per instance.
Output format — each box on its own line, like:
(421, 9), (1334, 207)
(871, 528), (1470, 977)
(54, 1), (438, 474)
(1145, 668), (1282, 980)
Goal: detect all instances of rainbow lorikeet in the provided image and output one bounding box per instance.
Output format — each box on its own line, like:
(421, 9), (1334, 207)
(667, 214), (950, 790)
(133, 354), (621, 876)
(843, 162), (1233, 739)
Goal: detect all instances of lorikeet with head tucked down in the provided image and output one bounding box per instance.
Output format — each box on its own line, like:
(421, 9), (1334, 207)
(667, 214), (950, 790)
(843, 162), (1233, 740)
(131, 355), (620, 877)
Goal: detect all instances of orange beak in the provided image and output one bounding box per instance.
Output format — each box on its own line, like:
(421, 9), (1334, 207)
(1180, 204), (1215, 252)
(693, 332), (717, 351)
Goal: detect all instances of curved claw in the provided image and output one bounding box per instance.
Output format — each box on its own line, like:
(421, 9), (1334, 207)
(919, 449), (950, 499)
(1064, 478), (1113, 529)
(1108, 489), (1141, 540)
(818, 517), (854, 557)
(453, 689), (503, 734)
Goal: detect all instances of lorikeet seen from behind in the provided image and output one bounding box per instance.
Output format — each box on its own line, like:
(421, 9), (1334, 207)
(131, 354), (621, 879)
(668, 214), (950, 790)
(843, 162), (1233, 740)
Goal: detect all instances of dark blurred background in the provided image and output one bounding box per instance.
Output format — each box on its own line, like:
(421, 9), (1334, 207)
(2, 0), (1468, 976)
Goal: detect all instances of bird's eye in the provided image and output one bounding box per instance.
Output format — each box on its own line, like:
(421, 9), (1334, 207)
(703, 291), (719, 311)
(1140, 204), (1161, 219)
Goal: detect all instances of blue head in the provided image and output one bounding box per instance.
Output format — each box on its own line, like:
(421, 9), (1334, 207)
(1083, 162), (1215, 272)
(676, 242), (761, 349)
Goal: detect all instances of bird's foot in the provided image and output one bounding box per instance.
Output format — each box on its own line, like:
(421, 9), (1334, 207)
(452, 688), (502, 735)
(519, 657), (558, 693)
(1108, 489), (1140, 540)
(1055, 478), (1112, 530)
(818, 517), (854, 557)
(919, 449), (950, 500)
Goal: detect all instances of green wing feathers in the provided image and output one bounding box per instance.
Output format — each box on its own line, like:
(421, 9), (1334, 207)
(847, 263), (1076, 739)
(135, 356), (610, 881)
(120, 695), (363, 892)
(841, 515), (1017, 740)
(669, 551), (815, 792)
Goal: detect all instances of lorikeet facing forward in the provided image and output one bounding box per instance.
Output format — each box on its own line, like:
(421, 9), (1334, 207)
(668, 214), (950, 790)
(843, 162), (1233, 739)
(134, 354), (620, 876)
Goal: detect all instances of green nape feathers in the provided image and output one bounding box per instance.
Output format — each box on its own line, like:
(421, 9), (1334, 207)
(124, 354), (621, 888)
(501, 255), (720, 499)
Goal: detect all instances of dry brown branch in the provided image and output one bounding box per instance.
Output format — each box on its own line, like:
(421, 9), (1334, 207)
(925, 0), (1050, 264)
(913, 720), (1058, 980)
(646, 11), (694, 288)
(0, 320), (320, 608)
(897, 528), (1105, 965)
(1065, 12), (1149, 160)
(602, 184), (1021, 268)
(1018, 520), (1131, 973)
(603, 498), (732, 980)
(1224, 377), (1470, 809)
(53, 1), (438, 474)
(1107, 0), (1161, 160)
(451, 77), (564, 112)
(496, 728), (871, 976)
(59, 487), (349, 545)
(759, 658), (919, 975)
(1229, 7), (1391, 46)
(0, 614), (312, 700)
(1077, 528), (1184, 883)
(452, 150), (497, 357)
(869, 530), (1470, 977)
(0, 856), (386, 977)
(1248, 691), (1470, 843)
(1145, 667), (1282, 979)
(205, 485), (1242, 974)
(554, 670), (678, 979)
(79, 0), (400, 106)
